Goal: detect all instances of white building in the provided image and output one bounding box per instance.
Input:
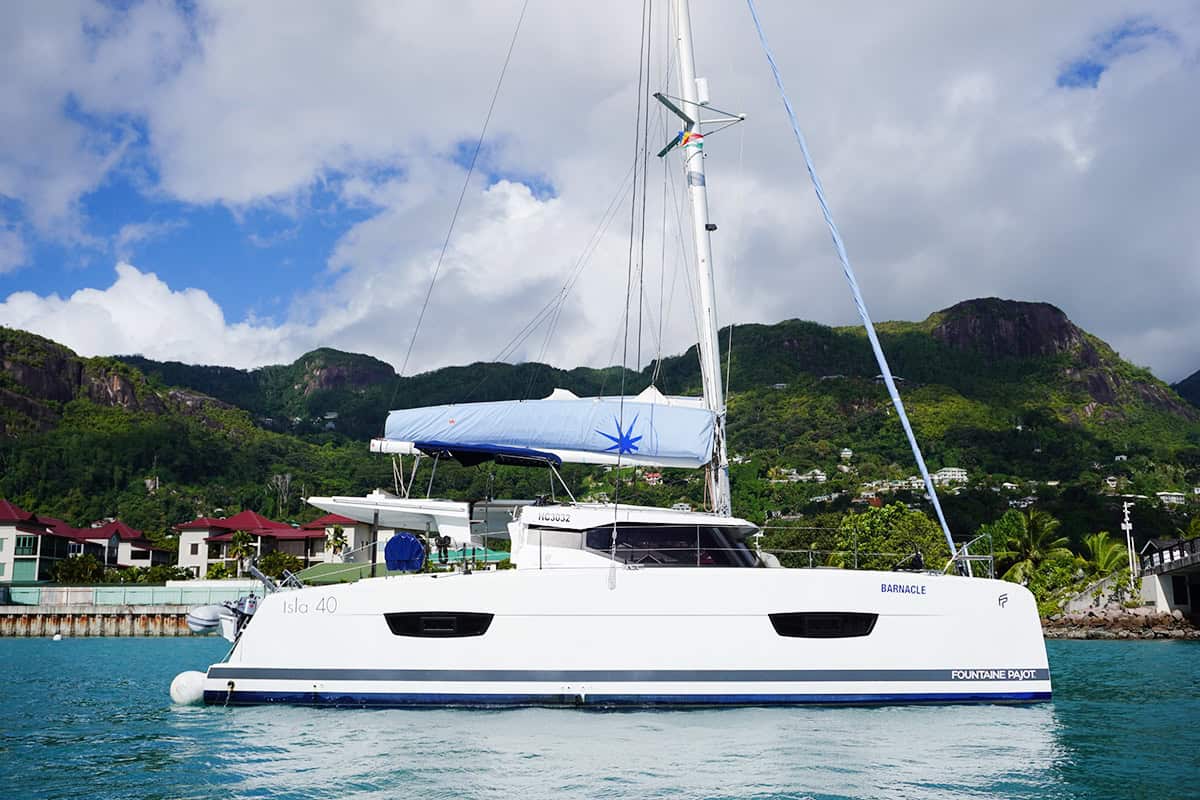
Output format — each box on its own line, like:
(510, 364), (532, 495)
(840, 448), (853, 461)
(1156, 492), (1187, 506)
(302, 513), (376, 563)
(73, 520), (172, 568)
(0, 500), (102, 583)
(798, 468), (827, 483)
(174, 509), (334, 577)
(932, 467), (968, 485)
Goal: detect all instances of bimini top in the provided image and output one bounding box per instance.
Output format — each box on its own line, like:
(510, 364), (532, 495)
(371, 387), (715, 469)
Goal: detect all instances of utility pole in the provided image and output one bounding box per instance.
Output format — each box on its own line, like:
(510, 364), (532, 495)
(1121, 501), (1137, 592)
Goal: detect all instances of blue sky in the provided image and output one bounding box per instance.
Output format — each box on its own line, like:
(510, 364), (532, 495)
(1057, 18), (1175, 89)
(1, 1), (1198, 380)
(19, 172), (371, 323)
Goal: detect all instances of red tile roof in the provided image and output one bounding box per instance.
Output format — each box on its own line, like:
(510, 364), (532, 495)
(78, 520), (145, 542)
(39, 516), (85, 540)
(176, 510), (291, 534)
(221, 509), (292, 531)
(0, 499), (36, 524)
(301, 513), (358, 529)
(173, 516), (228, 531)
(206, 525), (317, 542)
(269, 528), (327, 540)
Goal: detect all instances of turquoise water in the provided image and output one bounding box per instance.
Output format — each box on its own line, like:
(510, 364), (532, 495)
(1, 638), (1196, 799)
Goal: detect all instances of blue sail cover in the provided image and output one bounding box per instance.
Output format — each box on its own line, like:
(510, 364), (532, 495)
(380, 394), (716, 469)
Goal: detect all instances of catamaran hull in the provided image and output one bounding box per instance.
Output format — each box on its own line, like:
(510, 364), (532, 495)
(201, 568), (1050, 707)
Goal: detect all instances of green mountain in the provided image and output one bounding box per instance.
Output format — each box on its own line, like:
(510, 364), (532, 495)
(114, 297), (1200, 475)
(2, 298), (1197, 549)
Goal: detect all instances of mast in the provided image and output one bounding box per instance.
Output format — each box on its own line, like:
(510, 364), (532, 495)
(672, 0), (731, 515)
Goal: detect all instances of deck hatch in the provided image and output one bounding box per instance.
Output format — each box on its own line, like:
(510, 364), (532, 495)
(384, 612), (494, 638)
(769, 612), (878, 638)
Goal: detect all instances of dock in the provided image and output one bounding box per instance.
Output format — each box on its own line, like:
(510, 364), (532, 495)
(0, 604), (191, 636)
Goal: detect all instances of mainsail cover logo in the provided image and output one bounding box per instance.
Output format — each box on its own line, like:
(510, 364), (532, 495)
(596, 415), (643, 455)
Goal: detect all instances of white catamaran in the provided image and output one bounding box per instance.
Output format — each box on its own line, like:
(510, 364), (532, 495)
(179, 0), (1050, 707)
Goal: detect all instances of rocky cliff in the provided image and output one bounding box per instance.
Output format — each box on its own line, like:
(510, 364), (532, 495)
(0, 328), (231, 435)
(931, 298), (1088, 359)
(1173, 368), (1200, 410)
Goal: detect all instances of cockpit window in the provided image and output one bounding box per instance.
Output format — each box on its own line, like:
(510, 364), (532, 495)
(584, 524), (756, 567)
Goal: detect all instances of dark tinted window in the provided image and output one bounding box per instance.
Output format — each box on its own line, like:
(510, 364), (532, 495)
(769, 612), (878, 638)
(384, 612), (494, 638)
(1171, 575), (1189, 606)
(584, 524), (755, 567)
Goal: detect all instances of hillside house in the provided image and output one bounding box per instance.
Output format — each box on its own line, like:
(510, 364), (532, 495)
(0, 500), (103, 582)
(1156, 492), (1187, 506)
(642, 471), (663, 486)
(301, 514), (375, 563)
(72, 520), (172, 568)
(176, 510), (306, 576)
(798, 468), (827, 483)
(1139, 538), (1200, 614)
(932, 467), (968, 485)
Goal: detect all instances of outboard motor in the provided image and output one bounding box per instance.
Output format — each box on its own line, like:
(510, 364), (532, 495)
(186, 604), (224, 635)
(188, 595), (259, 642)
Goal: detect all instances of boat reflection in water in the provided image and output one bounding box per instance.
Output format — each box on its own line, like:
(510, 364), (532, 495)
(171, 702), (1068, 799)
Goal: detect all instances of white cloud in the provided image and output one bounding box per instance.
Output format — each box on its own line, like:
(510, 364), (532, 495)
(0, 2), (185, 239)
(1, 1), (1199, 382)
(0, 262), (300, 367)
(114, 220), (185, 260)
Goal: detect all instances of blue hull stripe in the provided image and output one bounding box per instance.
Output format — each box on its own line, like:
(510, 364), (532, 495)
(206, 666), (1050, 682)
(204, 690), (1052, 707)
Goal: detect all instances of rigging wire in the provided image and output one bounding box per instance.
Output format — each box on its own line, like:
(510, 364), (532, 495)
(459, 163), (637, 402)
(744, 0), (958, 562)
(386, 0), (530, 415)
(649, 1), (674, 390)
(724, 121), (747, 401)
(611, 0), (654, 586)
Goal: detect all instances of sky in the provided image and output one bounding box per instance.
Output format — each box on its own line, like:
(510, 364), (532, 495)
(1, 1), (1198, 382)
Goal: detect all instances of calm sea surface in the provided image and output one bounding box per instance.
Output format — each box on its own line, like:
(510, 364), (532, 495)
(0, 637), (1196, 800)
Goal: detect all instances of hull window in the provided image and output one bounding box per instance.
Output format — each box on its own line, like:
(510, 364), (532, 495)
(385, 612), (494, 638)
(769, 612), (878, 638)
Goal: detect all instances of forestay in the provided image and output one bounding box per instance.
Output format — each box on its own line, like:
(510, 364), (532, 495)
(371, 388), (715, 469)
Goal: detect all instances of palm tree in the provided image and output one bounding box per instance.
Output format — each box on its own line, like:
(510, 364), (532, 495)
(228, 530), (256, 578)
(328, 525), (348, 561)
(998, 508), (1072, 584)
(1081, 531), (1127, 575)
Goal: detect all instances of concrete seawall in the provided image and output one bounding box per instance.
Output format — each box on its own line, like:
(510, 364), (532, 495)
(0, 605), (192, 637)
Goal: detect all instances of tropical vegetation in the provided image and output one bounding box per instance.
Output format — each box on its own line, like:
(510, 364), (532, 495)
(2, 296), (1199, 602)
